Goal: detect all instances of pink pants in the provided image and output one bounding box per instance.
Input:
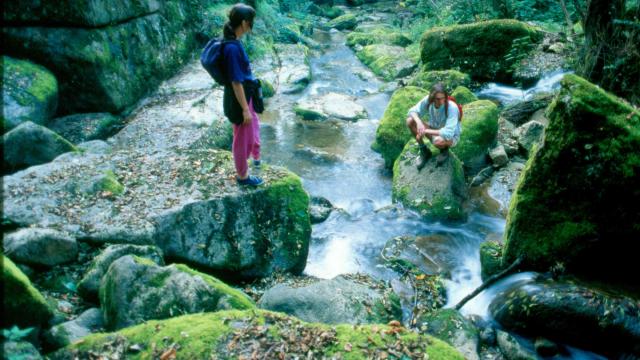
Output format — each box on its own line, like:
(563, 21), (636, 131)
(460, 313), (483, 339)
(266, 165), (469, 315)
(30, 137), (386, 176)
(232, 99), (261, 178)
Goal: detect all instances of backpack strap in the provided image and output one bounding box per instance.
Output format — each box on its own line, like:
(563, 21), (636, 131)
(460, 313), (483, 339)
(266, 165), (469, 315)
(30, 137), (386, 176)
(448, 96), (463, 121)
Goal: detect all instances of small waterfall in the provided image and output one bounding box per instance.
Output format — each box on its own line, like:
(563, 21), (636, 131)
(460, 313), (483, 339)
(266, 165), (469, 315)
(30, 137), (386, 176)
(477, 70), (572, 105)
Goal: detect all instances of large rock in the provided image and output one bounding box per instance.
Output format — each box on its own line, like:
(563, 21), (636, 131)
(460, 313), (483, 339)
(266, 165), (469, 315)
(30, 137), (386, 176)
(479, 240), (504, 280)
(490, 278), (640, 357)
(258, 275), (401, 325)
(4, 228), (78, 267)
(3, 0), (161, 27)
(502, 75), (640, 281)
(421, 19), (542, 82)
(50, 310), (464, 359)
(450, 86), (477, 105)
(326, 13), (358, 30)
(2, 56), (58, 131)
(372, 86), (428, 168)
(2, 255), (54, 328)
(44, 308), (104, 350)
(2, 148), (311, 278)
(496, 330), (538, 360)
(513, 120), (545, 157)
(47, 113), (123, 144)
(3, 121), (77, 173)
(417, 309), (480, 360)
(356, 44), (417, 81)
(294, 92), (367, 121)
(381, 234), (463, 277)
(3, 1), (202, 114)
(78, 244), (164, 301)
(451, 100), (499, 174)
(392, 140), (467, 221)
(501, 93), (554, 126)
(2, 341), (42, 360)
(100, 255), (255, 330)
(408, 70), (471, 93)
(275, 44), (311, 94)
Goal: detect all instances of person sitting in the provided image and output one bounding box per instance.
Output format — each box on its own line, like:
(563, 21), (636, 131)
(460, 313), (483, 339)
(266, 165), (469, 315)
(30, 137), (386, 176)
(405, 83), (462, 170)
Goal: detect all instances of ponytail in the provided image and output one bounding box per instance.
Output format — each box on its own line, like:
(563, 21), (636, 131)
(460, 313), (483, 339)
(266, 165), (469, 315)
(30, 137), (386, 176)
(222, 3), (256, 40)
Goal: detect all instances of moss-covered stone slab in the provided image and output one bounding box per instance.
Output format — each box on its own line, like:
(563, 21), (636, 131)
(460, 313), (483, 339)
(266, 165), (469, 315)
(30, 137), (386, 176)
(100, 255), (255, 330)
(3, 148), (311, 279)
(420, 19), (542, 83)
(417, 309), (480, 360)
(502, 75), (640, 280)
(392, 140), (467, 222)
(451, 86), (477, 105)
(450, 100), (499, 174)
(346, 27), (412, 48)
(50, 310), (464, 359)
(372, 86), (428, 168)
(3, 121), (77, 173)
(258, 274), (401, 325)
(47, 113), (123, 145)
(2, 255), (54, 328)
(326, 13), (358, 30)
(2, 56), (58, 131)
(408, 70), (471, 93)
(355, 44), (417, 81)
(490, 278), (640, 357)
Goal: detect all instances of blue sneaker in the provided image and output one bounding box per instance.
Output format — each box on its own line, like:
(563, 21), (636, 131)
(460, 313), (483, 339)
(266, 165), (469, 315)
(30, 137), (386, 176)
(237, 175), (264, 186)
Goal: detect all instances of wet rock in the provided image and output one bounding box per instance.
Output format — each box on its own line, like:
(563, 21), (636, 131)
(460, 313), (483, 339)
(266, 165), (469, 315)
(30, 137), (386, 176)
(3, 149), (311, 278)
(47, 113), (123, 144)
(78, 244), (164, 301)
(421, 20), (542, 83)
(2, 341), (42, 360)
(4, 228), (78, 267)
(2, 255), (54, 328)
(392, 141), (467, 222)
(3, 121), (77, 174)
(417, 309), (480, 360)
(100, 255), (255, 330)
(294, 146), (341, 164)
(490, 278), (640, 357)
(49, 310), (465, 359)
(489, 145), (509, 167)
(309, 196), (333, 224)
(258, 274), (401, 325)
(479, 240), (504, 280)
(77, 140), (112, 155)
(372, 86), (428, 168)
(452, 100), (499, 175)
(408, 70), (472, 93)
(44, 308), (104, 350)
(534, 337), (560, 357)
(326, 13), (358, 30)
(2, 56), (58, 131)
(355, 44), (417, 81)
(487, 161), (525, 213)
(451, 86), (477, 105)
(381, 234), (461, 277)
(275, 44), (311, 94)
(496, 330), (538, 360)
(294, 92), (367, 121)
(513, 120), (544, 156)
(502, 75), (640, 281)
(501, 93), (554, 127)
(469, 166), (494, 187)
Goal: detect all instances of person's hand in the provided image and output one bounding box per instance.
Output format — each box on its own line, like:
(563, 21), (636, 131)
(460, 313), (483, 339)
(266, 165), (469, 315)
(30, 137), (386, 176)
(416, 125), (425, 141)
(242, 109), (252, 125)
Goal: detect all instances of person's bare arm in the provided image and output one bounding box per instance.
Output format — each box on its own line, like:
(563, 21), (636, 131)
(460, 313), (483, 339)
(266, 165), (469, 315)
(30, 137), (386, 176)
(232, 81), (252, 124)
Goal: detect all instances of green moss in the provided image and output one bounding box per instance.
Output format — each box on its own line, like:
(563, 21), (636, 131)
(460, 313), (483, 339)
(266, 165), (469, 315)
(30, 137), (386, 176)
(260, 78), (275, 98)
(480, 241), (504, 280)
(94, 170), (124, 196)
(326, 13), (357, 30)
(3, 56), (58, 107)
(502, 74), (640, 273)
(294, 105), (326, 121)
(421, 19), (543, 82)
(174, 264), (255, 310)
(451, 86), (477, 105)
(346, 29), (412, 48)
(355, 44), (414, 81)
(372, 86), (428, 168)
(408, 70), (471, 92)
(2, 255), (54, 328)
(451, 100), (499, 168)
(418, 308), (478, 347)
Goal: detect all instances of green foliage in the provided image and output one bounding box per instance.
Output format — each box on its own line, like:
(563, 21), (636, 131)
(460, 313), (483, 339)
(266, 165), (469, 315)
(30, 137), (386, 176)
(504, 36), (536, 74)
(2, 326), (34, 342)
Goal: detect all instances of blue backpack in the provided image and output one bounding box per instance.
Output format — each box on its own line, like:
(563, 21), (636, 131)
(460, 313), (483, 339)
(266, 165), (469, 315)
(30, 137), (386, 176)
(200, 38), (238, 85)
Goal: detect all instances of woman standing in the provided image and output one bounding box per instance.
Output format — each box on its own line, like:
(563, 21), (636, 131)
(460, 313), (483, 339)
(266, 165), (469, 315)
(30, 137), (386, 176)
(222, 4), (263, 186)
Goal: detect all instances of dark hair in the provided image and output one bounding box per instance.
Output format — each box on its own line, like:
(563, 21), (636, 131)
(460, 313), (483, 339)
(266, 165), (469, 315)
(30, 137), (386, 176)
(428, 82), (449, 117)
(223, 3), (256, 40)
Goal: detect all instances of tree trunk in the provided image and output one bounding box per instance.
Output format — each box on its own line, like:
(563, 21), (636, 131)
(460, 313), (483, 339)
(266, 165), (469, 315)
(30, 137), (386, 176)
(558, 0), (575, 35)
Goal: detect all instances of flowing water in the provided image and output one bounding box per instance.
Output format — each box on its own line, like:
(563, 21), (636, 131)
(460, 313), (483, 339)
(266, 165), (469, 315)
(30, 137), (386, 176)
(477, 69), (571, 105)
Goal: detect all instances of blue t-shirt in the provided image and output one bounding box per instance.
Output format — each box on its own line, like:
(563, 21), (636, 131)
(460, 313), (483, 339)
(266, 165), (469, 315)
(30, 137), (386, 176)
(223, 41), (254, 83)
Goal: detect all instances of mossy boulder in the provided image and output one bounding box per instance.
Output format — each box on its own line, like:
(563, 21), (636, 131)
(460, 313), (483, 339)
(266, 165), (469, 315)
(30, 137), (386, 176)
(417, 309), (480, 360)
(490, 278), (640, 357)
(451, 86), (477, 105)
(44, 308), (104, 350)
(78, 244), (164, 302)
(100, 255), (255, 330)
(2, 255), (54, 328)
(502, 75), (640, 281)
(450, 100), (499, 174)
(479, 241), (504, 280)
(258, 274), (401, 325)
(3, 121), (77, 174)
(372, 86), (428, 168)
(355, 44), (417, 81)
(2, 56), (58, 132)
(47, 113), (123, 144)
(2, 341), (42, 360)
(326, 13), (358, 30)
(420, 19), (543, 83)
(392, 140), (467, 222)
(50, 310), (464, 359)
(309, 5), (345, 19)
(4, 228), (78, 267)
(346, 27), (412, 48)
(408, 70), (471, 92)
(260, 78), (275, 98)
